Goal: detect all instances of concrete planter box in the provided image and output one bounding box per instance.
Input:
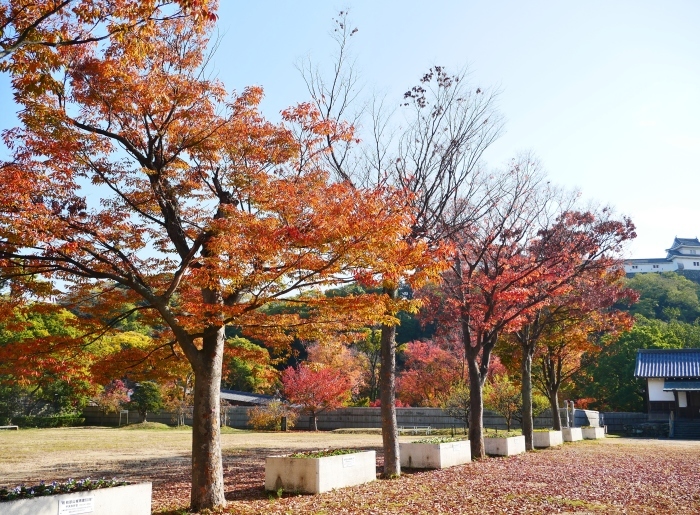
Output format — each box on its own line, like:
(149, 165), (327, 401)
(265, 450), (376, 494)
(562, 428), (583, 442)
(1, 482), (151, 515)
(484, 435), (526, 456)
(400, 440), (471, 469)
(582, 427), (606, 439)
(532, 430), (563, 448)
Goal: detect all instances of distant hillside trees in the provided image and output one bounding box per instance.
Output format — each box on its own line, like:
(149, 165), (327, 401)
(625, 272), (700, 323)
(575, 316), (700, 412)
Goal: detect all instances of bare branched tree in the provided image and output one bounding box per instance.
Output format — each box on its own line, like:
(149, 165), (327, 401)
(298, 11), (503, 477)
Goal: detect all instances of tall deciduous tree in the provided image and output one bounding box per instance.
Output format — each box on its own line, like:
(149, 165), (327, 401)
(0, 10), (417, 511)
(300, 15), (502, 476)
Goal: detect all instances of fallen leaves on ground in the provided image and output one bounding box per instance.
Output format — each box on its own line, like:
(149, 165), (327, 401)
(152, 438), (700, 514)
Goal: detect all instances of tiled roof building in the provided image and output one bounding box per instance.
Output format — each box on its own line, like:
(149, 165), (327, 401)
(635, 349), (700, 421)
(625, 237), (700, 274)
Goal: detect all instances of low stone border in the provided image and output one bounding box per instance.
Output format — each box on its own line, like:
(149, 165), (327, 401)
(400, 440), (471, 469)
(1, 482), (151, 515)
(265, 451), (376, 494)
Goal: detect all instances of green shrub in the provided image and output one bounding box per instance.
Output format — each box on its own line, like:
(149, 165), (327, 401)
(289, 449), (358, 458)
(413, 436), (468, 444)
(12, 415), (85, 428)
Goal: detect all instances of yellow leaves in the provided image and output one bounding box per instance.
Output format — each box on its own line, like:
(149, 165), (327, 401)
(91, 330), (153, 357)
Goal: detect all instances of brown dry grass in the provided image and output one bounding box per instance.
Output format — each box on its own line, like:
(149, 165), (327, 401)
(2, 428), (699, 514)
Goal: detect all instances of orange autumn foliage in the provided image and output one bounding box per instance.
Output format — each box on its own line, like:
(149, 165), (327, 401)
(0, 8), (429, 510)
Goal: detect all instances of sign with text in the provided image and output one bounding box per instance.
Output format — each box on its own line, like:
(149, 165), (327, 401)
(342, 455), (356, 468)
(58, 496), (95, 515)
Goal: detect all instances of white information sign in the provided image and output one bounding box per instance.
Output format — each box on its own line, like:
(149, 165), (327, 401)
(342, 455), (356, 468)
(58, 496), (95, 515)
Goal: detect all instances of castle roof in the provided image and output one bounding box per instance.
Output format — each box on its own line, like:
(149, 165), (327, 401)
(670, 237), (700, 249)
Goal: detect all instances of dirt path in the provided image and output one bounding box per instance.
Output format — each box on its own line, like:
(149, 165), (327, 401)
(0, 427), (401, 486)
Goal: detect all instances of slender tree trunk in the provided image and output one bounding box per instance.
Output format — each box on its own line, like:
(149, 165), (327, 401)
(467, 355), (485, 459)
(190, 325), (226, 512)
(310, 414), (318, 431)
(380, 287), (400, 478)
(549, 389), (562, 430)
(541, 353), (563, 430)
(521, 344), (535, 451)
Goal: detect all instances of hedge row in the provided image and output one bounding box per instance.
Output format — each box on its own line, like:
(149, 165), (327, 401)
(10, 415), (85, 428)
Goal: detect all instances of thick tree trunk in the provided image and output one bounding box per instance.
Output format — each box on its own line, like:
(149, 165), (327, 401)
(521, 344), (534, 451)
(190, 325), (226, 512)
(549, 389), (562, 430)
(467, 356), (485, 459)
(380, 287), (400, 478)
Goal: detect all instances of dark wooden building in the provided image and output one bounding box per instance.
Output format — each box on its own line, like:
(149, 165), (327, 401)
(635, 349), (700, 437)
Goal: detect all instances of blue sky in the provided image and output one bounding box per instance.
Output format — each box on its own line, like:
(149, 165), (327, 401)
(2, 1), (698, 258)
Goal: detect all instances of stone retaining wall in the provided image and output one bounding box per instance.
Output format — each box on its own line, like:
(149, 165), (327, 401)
(83, 405), (607, 431)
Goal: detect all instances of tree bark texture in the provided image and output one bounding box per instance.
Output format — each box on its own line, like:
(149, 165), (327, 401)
(520, 345), (535, 451)
(467, 355), (485, 459)
(541, 353), (563, 431)
(189, 325), (226, 512)
(549, 390), (562, 430)
(380, 287), (400, 478)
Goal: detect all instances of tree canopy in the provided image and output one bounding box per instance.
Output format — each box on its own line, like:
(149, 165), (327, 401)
(0, 6), (421, 510)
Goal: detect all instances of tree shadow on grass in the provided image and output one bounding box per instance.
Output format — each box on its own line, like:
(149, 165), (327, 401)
(6, 443), (390, 511)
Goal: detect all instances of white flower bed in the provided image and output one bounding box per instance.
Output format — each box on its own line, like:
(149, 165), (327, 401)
(400, 439), (471, 469)
(265, 450), (376, 494)
(533, 430), (563, 448)
(1, 482), (151, 515)
(484, 435), (526, 456)
(562, 427), (583, 442)
(582, 427), (606, 439)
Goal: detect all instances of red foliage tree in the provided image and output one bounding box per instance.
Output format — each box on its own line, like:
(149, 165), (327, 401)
(282, 363), (353, 431)
(397, 339), (463, 407)
(511, 221), (637, 447)
(428, 157), (636, 458)
(96, 379), (131, 414)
